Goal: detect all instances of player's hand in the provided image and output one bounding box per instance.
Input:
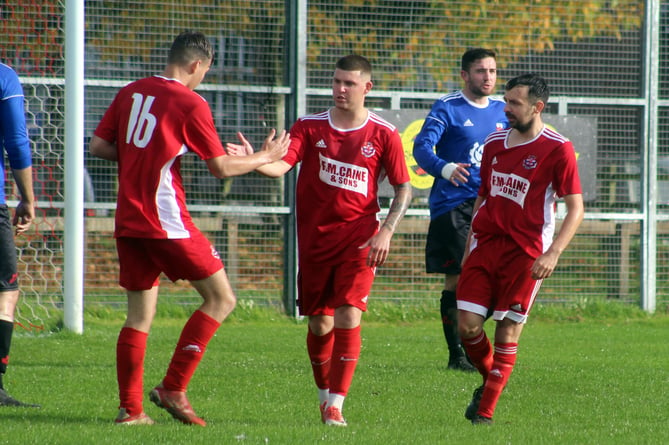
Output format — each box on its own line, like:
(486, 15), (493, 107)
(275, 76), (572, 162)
(441, 162), (471, 186)
(225, 132), (255, 156)
(359, 226), (392, 267)
(530, 250), (560, 280)
(13, 200), (35, 235)
(260, 128), (290, 162)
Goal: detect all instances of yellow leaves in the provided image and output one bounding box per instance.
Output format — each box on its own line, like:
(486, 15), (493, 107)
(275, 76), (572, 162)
(85, 0), (286, 64)
(6, 0), (646, 87)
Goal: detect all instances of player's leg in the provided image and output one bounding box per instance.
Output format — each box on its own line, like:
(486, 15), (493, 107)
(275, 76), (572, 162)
(427, 205), (474, 371)
(115, 237), (160, 424)
(116, 287), (158, 424)
(0, 207), (38, 408)
(298, 265), (337, 422)
(442, 274), (474, 371)
(322, 260), (370, 426)
(161, 268), (234, 393)
(456, 239), (496, 422)
(0, 290), (20, 406)
(468, 241), (539, 424)
(324, 304), (362, 426)
(458, 310), (492, 377)
(307, 313), (335, 419)
(148, 234), (231, 426)
(456, 309), (493, 423)
(472, 318), (523, 423)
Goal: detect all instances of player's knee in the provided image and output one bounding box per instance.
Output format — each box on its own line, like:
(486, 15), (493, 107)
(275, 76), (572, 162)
(202, 291), (236, 323)
(457, 314), (484, 339)
(219, 291), (237, 311)
(444, 274), (459, 292)
(308, 316), (334, 336)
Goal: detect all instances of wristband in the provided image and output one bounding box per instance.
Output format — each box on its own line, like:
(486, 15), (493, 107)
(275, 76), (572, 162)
(441, 162), (458, 180)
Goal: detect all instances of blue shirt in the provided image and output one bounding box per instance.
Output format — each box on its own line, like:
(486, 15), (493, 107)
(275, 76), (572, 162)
(0, 63), (32, 204)
(413, 91), (508, 219)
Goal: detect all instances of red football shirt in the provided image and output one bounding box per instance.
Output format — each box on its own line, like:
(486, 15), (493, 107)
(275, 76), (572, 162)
(473, 126), (582, 258)
(283, 109), (410, 264)
(94, 76), (225, 239)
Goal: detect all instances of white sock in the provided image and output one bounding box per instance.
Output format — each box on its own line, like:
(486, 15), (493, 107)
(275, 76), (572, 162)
(318, 388), (329, 405)
(327, 393), (345, 411)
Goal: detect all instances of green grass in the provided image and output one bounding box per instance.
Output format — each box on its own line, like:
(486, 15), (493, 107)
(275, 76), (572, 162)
(3, 303), (669, 444)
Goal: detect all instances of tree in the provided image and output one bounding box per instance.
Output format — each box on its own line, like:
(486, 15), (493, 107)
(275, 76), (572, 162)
(306, 0), (644, 90)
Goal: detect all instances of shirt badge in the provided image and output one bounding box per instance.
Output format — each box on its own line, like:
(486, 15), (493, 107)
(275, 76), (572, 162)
(522, 155), (538, 169)
(361, 142), (375, 158)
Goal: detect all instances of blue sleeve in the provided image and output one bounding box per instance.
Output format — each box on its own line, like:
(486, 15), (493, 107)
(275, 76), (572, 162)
(413, 101), (447, 178)
(0, 67), (32, 170)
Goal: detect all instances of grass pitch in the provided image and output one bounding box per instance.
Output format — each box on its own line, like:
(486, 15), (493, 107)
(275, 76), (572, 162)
(3, 302), (668, 444)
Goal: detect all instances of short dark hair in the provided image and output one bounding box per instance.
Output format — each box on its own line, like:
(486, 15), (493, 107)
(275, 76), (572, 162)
(335, 55), (372, 77)
(505, 73), (550, 104)
(461, 48), (496, 72)
(167, 31), (214, 66)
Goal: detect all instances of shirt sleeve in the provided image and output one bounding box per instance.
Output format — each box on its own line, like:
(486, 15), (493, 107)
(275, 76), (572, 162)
(281, 118), (305, 167)
(553, 141), (583, 197)
(383, 128), (410, 186)
(0, 69), (32, 169)
(182, 100), (225, 160)
(478, 140), (493, 198)
(412, 101), (448, 178)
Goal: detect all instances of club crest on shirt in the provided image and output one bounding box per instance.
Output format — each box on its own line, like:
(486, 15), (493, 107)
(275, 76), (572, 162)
(522, 155), (538, 169)
(361, 142), (375, 158)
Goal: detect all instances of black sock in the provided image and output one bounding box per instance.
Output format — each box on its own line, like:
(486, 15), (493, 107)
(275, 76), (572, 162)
(440, 290), (464, 358)
(0, 320), (14, 389)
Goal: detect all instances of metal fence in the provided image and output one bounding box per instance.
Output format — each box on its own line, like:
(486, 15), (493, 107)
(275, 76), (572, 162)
(3, 0), (667, 329)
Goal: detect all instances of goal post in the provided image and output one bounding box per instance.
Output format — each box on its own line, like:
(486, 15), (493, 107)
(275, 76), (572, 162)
(63, 0), (85, 333)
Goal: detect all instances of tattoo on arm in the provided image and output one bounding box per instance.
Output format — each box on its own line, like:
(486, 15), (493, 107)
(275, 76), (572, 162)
(381, 182), (412, 233)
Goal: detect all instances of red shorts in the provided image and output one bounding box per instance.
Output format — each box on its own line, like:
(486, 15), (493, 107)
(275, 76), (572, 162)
(456, 235), (542, 323)
(116, 231), (223, 291)
(297, 259), (375, 316)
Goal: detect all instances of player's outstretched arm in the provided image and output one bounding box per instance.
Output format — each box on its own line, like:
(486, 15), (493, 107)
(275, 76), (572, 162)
(208, 128), (290, 178)
(225, 132), (255, 156)
(225, 131), (292, 178)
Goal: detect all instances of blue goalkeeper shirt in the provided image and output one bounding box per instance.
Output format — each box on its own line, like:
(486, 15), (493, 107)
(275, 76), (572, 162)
(413, 91), (508, 219)
(0, 63), (32, 205)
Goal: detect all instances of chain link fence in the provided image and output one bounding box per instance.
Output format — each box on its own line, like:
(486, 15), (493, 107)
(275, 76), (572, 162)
(2, 0), (666, 329)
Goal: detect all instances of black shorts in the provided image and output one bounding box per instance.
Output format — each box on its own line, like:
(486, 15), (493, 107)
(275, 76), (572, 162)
(425, 200), (474, 275)
(0, 205), (18, 291)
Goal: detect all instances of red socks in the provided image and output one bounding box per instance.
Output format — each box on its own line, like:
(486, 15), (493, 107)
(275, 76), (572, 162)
(116, 327), (148, 415)
(162, 310), (221, 392)
(116, 311), (220, 414)
(478, 342), (518, 418)
(461, 330), (494, 380)
(329, 326), (362, 397)
(307, 326), (362, 397)
(307, 328), (334, 390)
